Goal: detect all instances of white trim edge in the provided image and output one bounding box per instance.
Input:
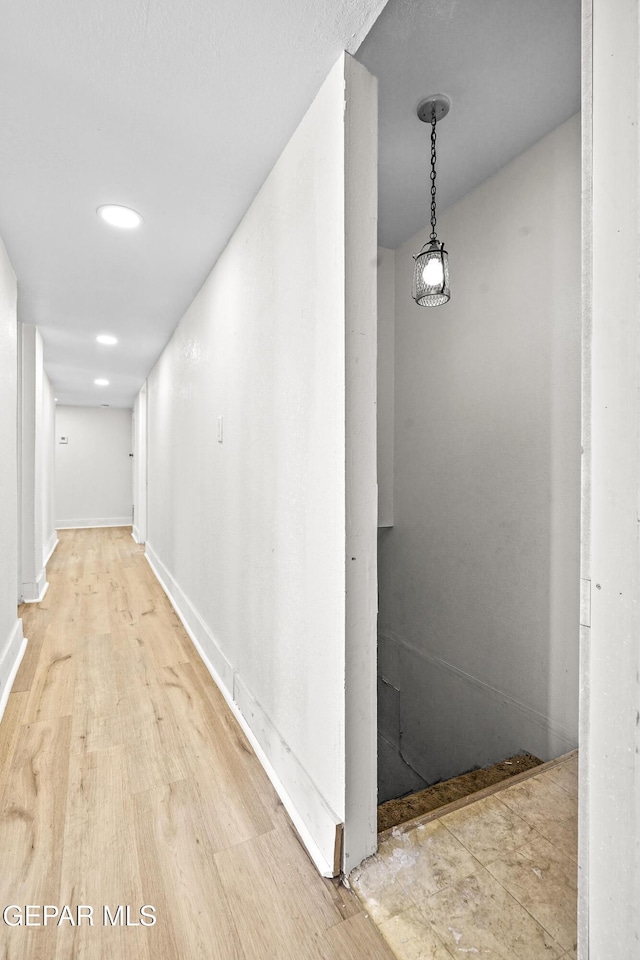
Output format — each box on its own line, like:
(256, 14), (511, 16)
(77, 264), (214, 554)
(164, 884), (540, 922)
(43, 532), (59, 567)
(20, 566), (48, 604)
(56, 519), (133, 529)
(0, 621), (27, 725)
(144, 541), (340, 877)
(21, 580), (49, 605)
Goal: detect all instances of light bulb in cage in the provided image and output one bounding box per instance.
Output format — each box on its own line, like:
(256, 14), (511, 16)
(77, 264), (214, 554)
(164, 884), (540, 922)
(412, 239), (450, 306)
(411, 95), (451, 308)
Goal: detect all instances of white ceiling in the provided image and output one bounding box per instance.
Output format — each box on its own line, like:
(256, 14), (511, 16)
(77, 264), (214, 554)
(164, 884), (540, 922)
(0, 0), (580, 409)
(0, 0), (388, 407)
(357, 0), (581, 249)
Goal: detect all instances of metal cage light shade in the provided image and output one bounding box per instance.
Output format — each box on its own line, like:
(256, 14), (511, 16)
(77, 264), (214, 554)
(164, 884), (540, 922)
(412, 239), (450, 306)
(412, 94), (451, 307)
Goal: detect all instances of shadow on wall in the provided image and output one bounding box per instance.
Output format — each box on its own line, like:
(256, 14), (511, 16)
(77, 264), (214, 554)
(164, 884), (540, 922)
(377, 115), (582, 803)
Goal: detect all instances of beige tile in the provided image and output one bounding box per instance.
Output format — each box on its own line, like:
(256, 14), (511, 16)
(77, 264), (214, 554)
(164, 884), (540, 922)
(420, 868), (564, 959)
(378, 821), (481, 900)
(544, 759), (579, 799)
(351, 854), (415, 924)
(535, 815), (578, 863)
(379, 905), (454, 960)
(560, 949), (577, 960)
(440, 794), (536, 866)
(486, 834), (577, 951)
(498, 773), (576, 832)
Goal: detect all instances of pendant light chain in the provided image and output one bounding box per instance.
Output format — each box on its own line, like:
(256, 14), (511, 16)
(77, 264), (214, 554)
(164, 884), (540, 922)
(429, 110), (438, 241)
(412, 94), (451, 307)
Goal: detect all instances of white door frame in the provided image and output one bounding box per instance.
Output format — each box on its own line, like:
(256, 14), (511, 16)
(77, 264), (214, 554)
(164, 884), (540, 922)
(579, 0), (640, 955)
(132, 382), (147, 545)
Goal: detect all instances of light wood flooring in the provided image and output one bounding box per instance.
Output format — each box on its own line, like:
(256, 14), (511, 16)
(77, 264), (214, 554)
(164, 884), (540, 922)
(0, 526), (394, 960)
(351, 753), (579, 960)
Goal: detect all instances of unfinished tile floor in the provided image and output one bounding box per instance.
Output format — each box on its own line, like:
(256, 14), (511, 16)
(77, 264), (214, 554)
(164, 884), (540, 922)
(351, 753), (578, 960)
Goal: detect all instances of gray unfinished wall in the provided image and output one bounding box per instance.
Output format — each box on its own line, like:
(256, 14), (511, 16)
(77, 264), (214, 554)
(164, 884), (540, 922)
(378, 114), (581, 798)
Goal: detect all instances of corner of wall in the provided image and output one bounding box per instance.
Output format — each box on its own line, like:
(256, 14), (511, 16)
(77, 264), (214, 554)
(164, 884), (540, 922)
(20, 568), (49, 604)
(0, 619), (26, 724)
(43, 530), (59, 568)
(343, 51), (379, 872)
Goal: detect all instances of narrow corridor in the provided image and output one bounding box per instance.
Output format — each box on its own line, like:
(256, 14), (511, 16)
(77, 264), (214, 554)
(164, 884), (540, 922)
(0, 527), (393, 960)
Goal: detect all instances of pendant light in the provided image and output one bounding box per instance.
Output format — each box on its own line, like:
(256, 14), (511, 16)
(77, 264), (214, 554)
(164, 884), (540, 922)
(412, 95), (451, 307)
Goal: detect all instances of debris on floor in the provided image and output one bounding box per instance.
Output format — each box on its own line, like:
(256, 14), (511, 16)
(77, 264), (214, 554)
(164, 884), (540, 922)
(378, 752), (543, 832)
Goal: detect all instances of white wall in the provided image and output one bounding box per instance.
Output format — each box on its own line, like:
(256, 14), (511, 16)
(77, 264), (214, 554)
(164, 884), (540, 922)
(583, 0), (640, 954)
(377, 247), (394, 528)
(41, 371), (56, 562)
(0, 238), (25, 720)
(343, 55), (378, 870)
(55, 406), (133, 528)
(19, 325), (44, 601)
(132, 382), (147, 544)
(19, 324), (57, 601)
(379, 114), (582, 791)
(144, 52), (377, 875)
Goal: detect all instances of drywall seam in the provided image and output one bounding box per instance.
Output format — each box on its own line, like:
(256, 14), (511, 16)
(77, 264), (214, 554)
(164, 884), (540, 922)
(145, 543), (339, 877)
(56, 518), (133, 529)
(380, 629), (577, 749)
(43, 532), (58, 567)
(0, 621), (26, 724)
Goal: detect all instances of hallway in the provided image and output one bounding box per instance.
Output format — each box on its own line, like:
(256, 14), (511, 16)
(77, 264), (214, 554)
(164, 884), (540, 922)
(0, 527), (393, 960)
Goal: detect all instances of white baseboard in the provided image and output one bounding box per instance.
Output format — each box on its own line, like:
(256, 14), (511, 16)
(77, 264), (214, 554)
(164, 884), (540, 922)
(0, 620), (27, 725)
(233, 673), (343, 873)
(145, 541), (342, 877)
(21, 567), (48, 603)
(56, 518), (133, 529)
(43, 531), (59, 567)
(131, 526), (143, 544)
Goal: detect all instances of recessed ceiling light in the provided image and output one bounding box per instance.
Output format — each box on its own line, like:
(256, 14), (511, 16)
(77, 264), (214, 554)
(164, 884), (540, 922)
(96, 334), (118, 345)
(94, 378), (109, 386)
(97, 204), (142, 229)
(54, 397), (58, 402)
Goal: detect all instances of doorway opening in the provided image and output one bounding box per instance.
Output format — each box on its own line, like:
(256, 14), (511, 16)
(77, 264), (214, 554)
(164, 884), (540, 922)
(356, 0), (582, 827)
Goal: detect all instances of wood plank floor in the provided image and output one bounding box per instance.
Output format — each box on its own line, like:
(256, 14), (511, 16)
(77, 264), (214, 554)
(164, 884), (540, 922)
(1, 527), (394, 960)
